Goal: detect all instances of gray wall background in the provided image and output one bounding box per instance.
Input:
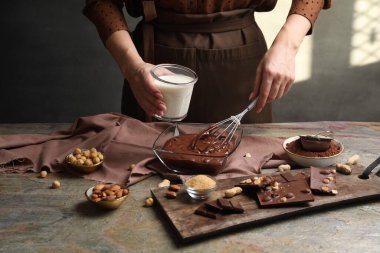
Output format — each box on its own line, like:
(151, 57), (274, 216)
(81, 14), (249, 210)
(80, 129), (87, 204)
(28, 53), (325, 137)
(0, 0), (379, 123)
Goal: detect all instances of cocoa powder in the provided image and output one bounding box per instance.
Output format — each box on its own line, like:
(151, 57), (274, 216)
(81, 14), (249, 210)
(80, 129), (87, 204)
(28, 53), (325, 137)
(286, 139), (341, 157)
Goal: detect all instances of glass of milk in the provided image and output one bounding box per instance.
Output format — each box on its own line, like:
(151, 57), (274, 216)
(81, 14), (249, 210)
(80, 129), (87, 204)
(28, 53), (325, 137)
(151, 64), (197, 122)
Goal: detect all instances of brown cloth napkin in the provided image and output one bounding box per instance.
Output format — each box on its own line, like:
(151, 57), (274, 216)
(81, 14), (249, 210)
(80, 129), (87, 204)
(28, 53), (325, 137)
(0, 113), (293, 186)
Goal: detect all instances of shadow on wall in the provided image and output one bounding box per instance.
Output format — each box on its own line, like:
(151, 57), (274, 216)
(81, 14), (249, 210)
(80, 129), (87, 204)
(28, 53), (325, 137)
(272, 0), (380, 122)
(0, 0), (378, 123)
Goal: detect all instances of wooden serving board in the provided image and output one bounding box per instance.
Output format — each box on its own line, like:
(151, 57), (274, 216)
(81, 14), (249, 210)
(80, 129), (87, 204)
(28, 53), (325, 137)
(151, 166), (380, 242)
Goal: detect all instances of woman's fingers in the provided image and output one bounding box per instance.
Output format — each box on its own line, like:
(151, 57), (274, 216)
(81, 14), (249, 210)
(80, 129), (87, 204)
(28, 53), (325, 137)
(128, 63), (167, 116)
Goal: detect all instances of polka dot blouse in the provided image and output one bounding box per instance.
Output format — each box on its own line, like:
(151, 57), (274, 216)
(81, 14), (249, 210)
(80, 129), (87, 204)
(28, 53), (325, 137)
(83, 0), (332, 43)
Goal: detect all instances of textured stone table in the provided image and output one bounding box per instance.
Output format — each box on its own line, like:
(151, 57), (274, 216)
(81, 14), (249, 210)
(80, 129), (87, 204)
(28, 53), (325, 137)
(1, 122), (380, 253)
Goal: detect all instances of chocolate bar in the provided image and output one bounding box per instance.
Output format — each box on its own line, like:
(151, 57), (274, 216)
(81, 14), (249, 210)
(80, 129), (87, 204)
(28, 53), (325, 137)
(310, 166), (338, 195)
(257, 179), (314, 207)
(217, 198), (244, 213)
(204, 200), (223, 212)
(194, 205), (218, 219)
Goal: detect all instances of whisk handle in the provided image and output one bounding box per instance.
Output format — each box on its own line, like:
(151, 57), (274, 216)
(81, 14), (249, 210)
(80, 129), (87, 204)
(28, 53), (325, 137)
(246, 97), (258, 111)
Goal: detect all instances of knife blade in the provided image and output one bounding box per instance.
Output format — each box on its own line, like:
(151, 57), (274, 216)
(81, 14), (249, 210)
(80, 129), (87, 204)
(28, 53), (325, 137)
(359, 156), (380, 179)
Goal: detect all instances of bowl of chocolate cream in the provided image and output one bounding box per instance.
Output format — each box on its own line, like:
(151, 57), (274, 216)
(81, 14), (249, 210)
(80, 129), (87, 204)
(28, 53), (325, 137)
(283, 135), (344, 168)
(153, 124), (243, 175)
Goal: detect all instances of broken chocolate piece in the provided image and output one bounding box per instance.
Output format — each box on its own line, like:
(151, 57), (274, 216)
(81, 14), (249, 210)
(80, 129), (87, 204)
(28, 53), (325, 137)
(310, 166), (338, 195)
(217, 198), (244, 213)
(204, 200), (223, 212)
(194, 205), (218, 219)
(257, 179), (314, 207)
(235, 175), (275, 190)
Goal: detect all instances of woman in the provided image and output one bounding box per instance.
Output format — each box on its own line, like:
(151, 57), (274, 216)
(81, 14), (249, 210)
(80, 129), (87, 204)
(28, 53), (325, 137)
(83, 0), (331, 123)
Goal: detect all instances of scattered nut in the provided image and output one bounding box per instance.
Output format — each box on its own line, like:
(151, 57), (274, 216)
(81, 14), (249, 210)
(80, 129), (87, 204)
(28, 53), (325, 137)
(128, 164), (136, 171)
(336, 163), (352, 175)
(331, 189), (338, 195)
(244, 153), (252, 158)
(39, 170), (48, 178)
(347, 154), (360, 165)
(158, 179), (170, 188)
(52, 180), (60, 189)
(253, 179), (262, 185)
(278, 164), (291, 172)
(224, 187), (243, 198)
(240, 178), (252, 184)
(169, 184), (181, 192)
(166, 191), (177, 199)
(280, 197), (287, 202)
(144, 197), (154, 207)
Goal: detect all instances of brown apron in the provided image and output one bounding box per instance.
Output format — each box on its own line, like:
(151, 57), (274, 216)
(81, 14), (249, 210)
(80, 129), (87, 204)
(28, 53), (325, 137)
(122, 1), (272, 124)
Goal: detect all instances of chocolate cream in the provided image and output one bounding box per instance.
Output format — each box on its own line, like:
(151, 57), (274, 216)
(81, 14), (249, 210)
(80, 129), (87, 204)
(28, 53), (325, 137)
(161, 132), (239, 174)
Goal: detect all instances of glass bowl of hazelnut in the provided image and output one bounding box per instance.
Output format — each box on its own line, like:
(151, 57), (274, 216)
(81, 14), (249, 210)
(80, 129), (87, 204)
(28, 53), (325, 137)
(66, 147), (104, 174)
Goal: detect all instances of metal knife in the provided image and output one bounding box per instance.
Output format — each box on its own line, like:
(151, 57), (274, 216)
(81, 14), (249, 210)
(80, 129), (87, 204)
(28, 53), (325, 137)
(359, 156), (380, 179)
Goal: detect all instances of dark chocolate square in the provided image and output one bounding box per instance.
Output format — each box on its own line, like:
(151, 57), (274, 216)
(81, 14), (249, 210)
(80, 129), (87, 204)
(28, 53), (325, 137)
(204, 200), (223, 212)
(194, 205), (218, 219)
(217, 198), (244, 213)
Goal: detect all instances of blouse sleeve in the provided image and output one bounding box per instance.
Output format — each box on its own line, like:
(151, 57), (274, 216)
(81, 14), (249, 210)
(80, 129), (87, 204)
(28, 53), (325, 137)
(288, 0), (332, 35)
(82, 0), (129, 44)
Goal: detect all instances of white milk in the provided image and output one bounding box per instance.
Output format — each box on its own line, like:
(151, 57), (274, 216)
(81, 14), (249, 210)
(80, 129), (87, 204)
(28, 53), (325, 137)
(154, 74), (195, 120)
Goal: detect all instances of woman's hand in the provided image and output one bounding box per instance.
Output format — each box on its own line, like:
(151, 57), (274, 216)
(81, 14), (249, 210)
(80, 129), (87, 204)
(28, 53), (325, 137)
(105, 30), (166, 116)
(249, 42), (296, 113)
(125, 61), (166, 116)
(249, 14), (312, 113)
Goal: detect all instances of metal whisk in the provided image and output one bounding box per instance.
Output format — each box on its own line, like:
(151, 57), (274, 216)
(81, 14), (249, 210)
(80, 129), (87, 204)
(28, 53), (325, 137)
(191, 97), (258, 152)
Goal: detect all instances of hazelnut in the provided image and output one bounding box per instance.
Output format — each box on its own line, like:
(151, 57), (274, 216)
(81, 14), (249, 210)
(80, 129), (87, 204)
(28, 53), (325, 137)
(82, 150), (91, 158)
(90, 148), (97, 153)
(90, 152), (98, 159)
(93, 157), (101, 164)
(84, 159), (93, 166)
(73, 148), (81, 155)
(52, 180), (60, 189)
(39, 170), (48, 178)
(144, 197), (154, 207)
(128, 163), (136, 171)
(98, 153), (104, 161)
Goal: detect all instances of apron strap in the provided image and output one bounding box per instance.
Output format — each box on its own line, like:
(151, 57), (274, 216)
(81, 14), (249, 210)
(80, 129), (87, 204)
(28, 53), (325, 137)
(142, 0), (157, 64)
